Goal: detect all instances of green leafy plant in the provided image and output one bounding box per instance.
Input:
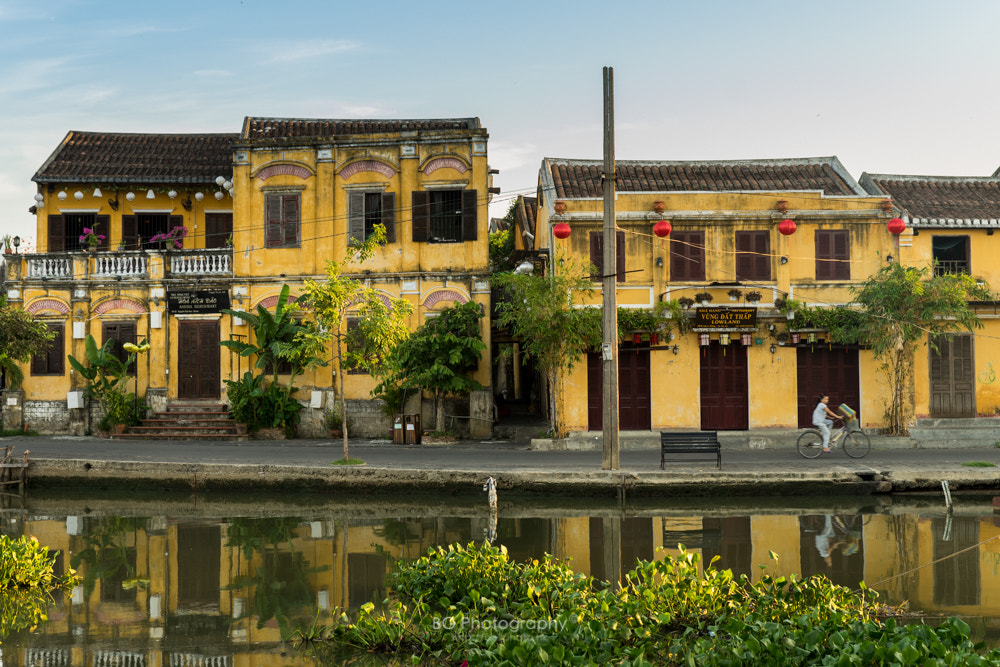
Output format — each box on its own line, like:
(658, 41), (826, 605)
(962, 461), (996, 467)
(0, 295), (55, 390)
(67, 335), (146, 429)
(1, 535), (79, 641)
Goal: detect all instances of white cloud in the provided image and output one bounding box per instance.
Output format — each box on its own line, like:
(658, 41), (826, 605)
(260, 39), (360, 64)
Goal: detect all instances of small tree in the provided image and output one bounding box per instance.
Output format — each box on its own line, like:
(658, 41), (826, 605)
(492, 254), (601, 437)
(67, 335), (146, 430)
(0, 296), (54, 390)
(374, 301), (487, 432)
(851, 262), (990, 434)
(299, 225), (412, 461)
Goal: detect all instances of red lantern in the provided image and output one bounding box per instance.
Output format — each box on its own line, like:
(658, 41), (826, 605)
(778, 219), (797, 236)
(653, 219), (672, 238)
(887, 217), (906, 235)
(553, 222), (571, 239)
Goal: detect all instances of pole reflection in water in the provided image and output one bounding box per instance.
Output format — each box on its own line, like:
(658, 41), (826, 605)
(4, 494), (1000, 664)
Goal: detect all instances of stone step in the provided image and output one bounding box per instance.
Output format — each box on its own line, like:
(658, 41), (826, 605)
(111, 401), (247, 441)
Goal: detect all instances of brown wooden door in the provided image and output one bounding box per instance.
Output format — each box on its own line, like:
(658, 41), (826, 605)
(700, 343), (748, 430)
(178, 320), (220, 400)
(587, 345), (652, 431)
(796, 346), (861, 427)
(930, 333), (975, 417)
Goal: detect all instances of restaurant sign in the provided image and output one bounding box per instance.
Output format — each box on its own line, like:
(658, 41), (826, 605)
(167, 290), (231, 314)
(694, 307), (757, 329)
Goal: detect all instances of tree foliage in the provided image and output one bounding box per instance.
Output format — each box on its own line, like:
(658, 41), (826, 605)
(492, 255), (600, 436)
(0, 296), (54, 390)
(221, 284), (319, 436)
(850, 263), (989, 434)
(299, 225), (412, 460)
(67, 335), (146, 430)
(374, 301), (486, 432)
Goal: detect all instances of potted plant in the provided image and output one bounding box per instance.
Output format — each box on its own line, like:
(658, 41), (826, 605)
(324, 406), (344, 437)
(79, 227), (104, 251)
(694, 291), (713, 305)
(149, 225), (189, 249)
(745, 290), (762, 303)
(1, 235), (11, 254)
(776, 331), (790, 346)
(781, 298), (803, 320)
(727, 288), (741, 302)
(678, 296), (695, 310)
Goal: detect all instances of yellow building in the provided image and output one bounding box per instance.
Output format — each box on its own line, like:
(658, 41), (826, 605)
(861, 173), (1000, 422)
(534, 156), (900, 433)
(6, 118), (494, 437)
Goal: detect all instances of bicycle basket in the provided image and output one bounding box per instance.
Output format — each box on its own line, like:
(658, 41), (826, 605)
(846, 418), (860, 432)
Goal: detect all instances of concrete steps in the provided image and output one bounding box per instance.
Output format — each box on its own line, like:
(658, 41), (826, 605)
(112, 401), (248, 441)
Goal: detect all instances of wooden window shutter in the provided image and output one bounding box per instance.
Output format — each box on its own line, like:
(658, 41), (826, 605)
(735, 231), (770, 281)
(282, 195), (299, 246)
(204, 213), (231, 249)
(832, 231), (850, 279)
(122, 215), (138, 250)
(589, 231), (603, 280)
(412, 191), (429, 242)
(48, 324), (64, 374)
(671, 231), (705, 281)
(266, 195), (283, 247)
(381, 193), (396, 243)
(461, 190), (478, 241)
(816, 230), (837, 280)
(96, 215), (111, 250)
(48, 215), (65, 253)
(348, 192), (366, 244)
(30, 340), (46, 375)
(615, 230), (626, 282)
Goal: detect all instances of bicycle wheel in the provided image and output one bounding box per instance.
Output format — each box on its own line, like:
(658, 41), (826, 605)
(843, 431), (871, 458)
(797, 430), (825, 458)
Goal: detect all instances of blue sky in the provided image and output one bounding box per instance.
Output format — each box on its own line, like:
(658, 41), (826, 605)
(3, 0), (1000, 245)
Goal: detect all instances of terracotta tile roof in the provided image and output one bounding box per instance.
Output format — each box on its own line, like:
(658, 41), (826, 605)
(241, 117), (482, 140)
(33, 131), (237, 184)
(544, 157), (865, 199)
(861, 174), (1000, 228)
(515, 195), (538, 249)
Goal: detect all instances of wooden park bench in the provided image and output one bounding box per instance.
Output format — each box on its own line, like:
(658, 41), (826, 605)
(0, 446), (29, 495)
(660, 431), (721, 470)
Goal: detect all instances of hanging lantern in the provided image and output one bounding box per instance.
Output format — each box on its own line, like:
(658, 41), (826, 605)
(778, 218), (797, 236)
(553, 222), (571, 239)
(741, 333), (752, 346)
(653, 219), (672, 238)
(699, 334), (710, 347)
(650, 333), (659, 346)
(633, 333), (642, 345)
(807, 332), (817, 344)
(791, 333), (800, 344)
(719, 333), (730, 346)
(887, 217), (906, 235)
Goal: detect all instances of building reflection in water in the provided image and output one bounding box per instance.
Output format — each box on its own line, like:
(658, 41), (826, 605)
(3, 502), (1000, 665)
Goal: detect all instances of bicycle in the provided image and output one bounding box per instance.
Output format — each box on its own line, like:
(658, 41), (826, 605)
(797, 417), (870, 459)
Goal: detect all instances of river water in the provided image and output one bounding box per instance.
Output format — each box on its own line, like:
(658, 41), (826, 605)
(2, 490), (998, 665)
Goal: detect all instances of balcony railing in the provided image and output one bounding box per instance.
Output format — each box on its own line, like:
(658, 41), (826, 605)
(14, 248), (233, 282)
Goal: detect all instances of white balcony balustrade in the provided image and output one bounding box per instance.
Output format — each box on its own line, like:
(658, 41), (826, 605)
(93, 251), (147, 277)
(168, 249), (232, 276)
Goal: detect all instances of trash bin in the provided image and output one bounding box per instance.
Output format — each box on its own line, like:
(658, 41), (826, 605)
(392, 415), (405, 444)
(404, 414), (421, 445)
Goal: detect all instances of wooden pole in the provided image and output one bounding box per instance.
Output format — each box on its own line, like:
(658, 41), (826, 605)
(602, 66), (620, 470)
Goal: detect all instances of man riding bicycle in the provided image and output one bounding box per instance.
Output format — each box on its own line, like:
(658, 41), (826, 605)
(812, 394), (844, 454)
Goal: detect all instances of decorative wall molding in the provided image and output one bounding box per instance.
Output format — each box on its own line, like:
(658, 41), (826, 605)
(93, 298), (145, 315)
(25, 298), (70, 315)
(422, 157), (468, 175)
(257, 294), (299, 310)
(422, 289), (469, 309)
(339, 160), (398, 180)
(254, 164), (313, 182)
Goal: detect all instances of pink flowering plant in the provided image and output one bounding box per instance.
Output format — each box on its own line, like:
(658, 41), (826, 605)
(149, 225), (188, 249)
(79, 227), (105, 248)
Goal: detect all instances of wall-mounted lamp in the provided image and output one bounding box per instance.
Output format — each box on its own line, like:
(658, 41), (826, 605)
(886, 254), (894, 264)
(655, 257), (663, 268)
(780, 256), (788, 265)
(770, 344), (777, 354)
(12, 236), (20, 253)
(364, 269), (371, 275)
(671, 345), (679, 355)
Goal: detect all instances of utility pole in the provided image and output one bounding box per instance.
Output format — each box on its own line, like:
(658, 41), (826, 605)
(601, 66), (620, 470)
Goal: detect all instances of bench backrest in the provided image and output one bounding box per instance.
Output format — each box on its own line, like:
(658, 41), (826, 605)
(661, 431), (718, 445)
